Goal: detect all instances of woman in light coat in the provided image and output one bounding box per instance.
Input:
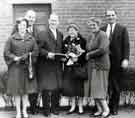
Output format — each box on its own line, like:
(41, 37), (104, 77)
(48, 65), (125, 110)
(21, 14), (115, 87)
(86, 17), (110, 118)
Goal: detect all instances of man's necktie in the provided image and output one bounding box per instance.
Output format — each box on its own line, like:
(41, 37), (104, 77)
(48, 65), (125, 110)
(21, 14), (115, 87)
(109, 24), (113, 41)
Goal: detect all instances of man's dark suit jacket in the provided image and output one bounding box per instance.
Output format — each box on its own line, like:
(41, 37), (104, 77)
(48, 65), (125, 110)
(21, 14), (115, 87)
(36, 28), (63, 91)
(101, 23), (129, 72)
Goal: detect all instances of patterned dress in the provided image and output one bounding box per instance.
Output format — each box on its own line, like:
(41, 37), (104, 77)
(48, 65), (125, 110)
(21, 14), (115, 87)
(62, 34), (87, 97)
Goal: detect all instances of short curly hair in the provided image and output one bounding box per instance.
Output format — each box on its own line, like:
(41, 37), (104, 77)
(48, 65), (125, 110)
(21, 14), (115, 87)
(11, 17), (29, 35)
(67, 23), (79, 32)
(87, 17), (101, 26)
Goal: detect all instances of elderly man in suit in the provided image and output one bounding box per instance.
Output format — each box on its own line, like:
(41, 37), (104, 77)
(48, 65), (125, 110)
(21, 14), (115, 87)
(25, 10), (39, 115)
(36, 13), (64, 116)
(101, 9), (130, 115)
(25, 10), (39, 39)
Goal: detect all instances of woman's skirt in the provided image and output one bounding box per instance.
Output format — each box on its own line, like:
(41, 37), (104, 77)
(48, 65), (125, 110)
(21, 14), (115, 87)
(90, 69), (109, 99)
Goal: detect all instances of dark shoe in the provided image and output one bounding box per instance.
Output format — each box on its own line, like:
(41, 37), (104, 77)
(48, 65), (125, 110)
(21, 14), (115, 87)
(101, 113), (111, 118)
(66, 110), (76, 115)
(110, 111), (118, 115)
(78, 111), (84, 115)
(29, 110), (37, 115)
(89, 112), (102, 117)
(28, 107), (38, 115)
(52, 110), (59, 115)
(43, 111), (50, 117)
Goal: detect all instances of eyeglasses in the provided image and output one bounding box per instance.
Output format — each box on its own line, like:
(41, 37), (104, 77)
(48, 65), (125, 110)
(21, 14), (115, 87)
(106, 14), (116, 17)
(89, 24), (96, 26)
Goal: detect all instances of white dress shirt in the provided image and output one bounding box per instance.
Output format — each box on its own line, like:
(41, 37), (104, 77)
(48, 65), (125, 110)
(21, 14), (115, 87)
(50, 27), (57, 40)
(106, 23), (116, 38)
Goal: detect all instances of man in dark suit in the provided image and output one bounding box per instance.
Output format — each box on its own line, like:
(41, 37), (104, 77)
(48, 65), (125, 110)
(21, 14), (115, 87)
(36, 13), (64, 116)
(25, 10), (39, 115)
(101, 9), (130, 115)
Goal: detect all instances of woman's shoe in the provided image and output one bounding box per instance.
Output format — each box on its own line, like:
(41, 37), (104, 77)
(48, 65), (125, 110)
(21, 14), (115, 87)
(89, 112), (102, 117)
(15, 113), (21, 118)
(78, 111), (84, 115)
(101, 112), (111, 118)
(66, 105), (76, 115)
(15, 115), (21, 118)
(78, 107), (84, 115)
(22, 111), (29, 118)
(66, 110), (76, 115)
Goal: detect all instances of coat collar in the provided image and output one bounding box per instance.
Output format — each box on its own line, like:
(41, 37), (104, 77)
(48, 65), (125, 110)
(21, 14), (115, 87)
(12, 32), (33, 41)
(112, 23), (119, 34)
(48, 28), (56, 39)
(48, 27), (60, 41)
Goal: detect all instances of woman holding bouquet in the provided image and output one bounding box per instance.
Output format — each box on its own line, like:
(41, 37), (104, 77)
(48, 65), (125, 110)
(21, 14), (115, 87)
(86, 17), (110, 118)
(62, 23), (87, 114)
(4, 18), (38, 118)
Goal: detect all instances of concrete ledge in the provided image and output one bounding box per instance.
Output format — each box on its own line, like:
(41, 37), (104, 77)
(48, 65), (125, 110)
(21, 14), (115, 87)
(8, 0), (55, 4)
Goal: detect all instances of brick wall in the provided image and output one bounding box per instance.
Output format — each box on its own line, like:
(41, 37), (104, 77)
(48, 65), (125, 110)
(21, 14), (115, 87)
(0, 0), (13, 71)
(0, 0), (135, 71)
(52, 0), (135, 67)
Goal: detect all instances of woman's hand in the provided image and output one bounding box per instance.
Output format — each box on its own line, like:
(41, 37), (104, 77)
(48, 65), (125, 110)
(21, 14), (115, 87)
(72, 56), (78, 62)
(21, 53), (29, 61)
(47, 52), (55, 59)
(85, 53), (89, 60)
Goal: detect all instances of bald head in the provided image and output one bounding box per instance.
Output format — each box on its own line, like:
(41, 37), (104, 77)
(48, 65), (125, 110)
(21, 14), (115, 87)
(49, 13), (59, 20)
(25, 10), (36, 26)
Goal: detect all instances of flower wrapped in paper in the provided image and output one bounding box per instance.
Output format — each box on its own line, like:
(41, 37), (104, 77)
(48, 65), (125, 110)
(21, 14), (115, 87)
(65, 42), (85, 66)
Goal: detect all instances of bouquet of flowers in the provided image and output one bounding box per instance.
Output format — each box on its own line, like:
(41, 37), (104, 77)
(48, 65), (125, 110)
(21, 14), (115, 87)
(65, 41), (85, 66)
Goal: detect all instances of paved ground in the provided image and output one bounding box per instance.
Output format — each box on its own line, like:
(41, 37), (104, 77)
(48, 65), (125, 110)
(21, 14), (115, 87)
(0, 106), (135, 118)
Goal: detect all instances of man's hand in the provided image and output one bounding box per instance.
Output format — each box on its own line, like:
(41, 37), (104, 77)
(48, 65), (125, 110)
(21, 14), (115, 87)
(14, 56), (21, 62)
(48, 52), (55, 59)
(121, 59), (129, 69)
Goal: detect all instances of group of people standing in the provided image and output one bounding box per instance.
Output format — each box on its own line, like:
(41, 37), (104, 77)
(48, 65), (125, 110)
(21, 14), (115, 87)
(3, 8), (129, 118)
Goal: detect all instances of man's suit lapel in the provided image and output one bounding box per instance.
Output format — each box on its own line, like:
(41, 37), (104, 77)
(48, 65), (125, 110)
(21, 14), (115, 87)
(48, 28), (56, 43)
(112, 23), (119, 38)
(103, 24), (119, 42)
(48, 28), (61, 42)
(56, 30), (61, 43)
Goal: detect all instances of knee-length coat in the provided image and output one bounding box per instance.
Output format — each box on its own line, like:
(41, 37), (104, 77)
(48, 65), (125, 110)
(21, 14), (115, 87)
(62, 34), (87, 97)
(36, 28), (63, 91)
(86, 30), (110, 99)
(3, 32), (38, 95)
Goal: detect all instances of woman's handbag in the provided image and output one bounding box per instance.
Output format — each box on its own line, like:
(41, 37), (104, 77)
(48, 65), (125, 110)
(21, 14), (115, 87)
(73, 64), (88, 80)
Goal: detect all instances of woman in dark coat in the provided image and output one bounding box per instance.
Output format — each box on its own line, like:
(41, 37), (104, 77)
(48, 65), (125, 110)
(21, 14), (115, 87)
(4, 18), (38, 118)
(62, 23), (87, 114)
(86, 17), (110, 118)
